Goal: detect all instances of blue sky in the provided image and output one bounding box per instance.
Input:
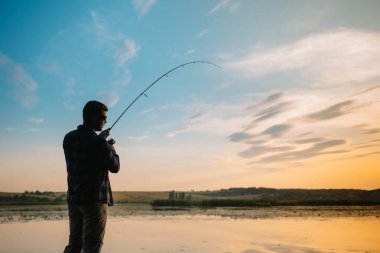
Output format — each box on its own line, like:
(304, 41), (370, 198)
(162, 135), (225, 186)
(1, 0), (380, 192)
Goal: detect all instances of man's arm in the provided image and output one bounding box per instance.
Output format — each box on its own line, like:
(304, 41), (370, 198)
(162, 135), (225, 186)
(98, 129), (120, 173)
(106, 143), (120, 173)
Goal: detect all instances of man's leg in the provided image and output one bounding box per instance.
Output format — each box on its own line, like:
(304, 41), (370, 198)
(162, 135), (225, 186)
(63, 204), (83, 253)
(82, 202), (108, 253)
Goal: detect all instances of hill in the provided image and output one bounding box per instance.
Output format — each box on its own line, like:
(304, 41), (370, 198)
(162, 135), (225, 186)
(1, 188), (379, 206)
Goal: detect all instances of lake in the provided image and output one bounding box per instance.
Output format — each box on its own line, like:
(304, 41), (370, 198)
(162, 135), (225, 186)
(1, 205), (379, 253)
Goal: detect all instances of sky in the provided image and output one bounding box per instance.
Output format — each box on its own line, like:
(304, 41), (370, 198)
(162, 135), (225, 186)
(1, 0), (379, 192)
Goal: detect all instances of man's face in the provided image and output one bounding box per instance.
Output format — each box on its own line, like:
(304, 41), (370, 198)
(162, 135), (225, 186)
(93, 110), (107, 131)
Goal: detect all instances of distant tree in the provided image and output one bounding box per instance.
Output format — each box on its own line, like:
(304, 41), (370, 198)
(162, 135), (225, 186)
(168, 191), (175, 200)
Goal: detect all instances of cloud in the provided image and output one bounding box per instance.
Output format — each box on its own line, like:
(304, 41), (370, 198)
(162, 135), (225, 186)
(116, 39), (140, 67)
(239, 145), (294, 158)
(354, 151), (380, 158)
(208, 0), (240, 15)
(90, 10), (140, 68)
(305, 100), (356, 121)
(351, 83), (380, 97)
(261, 124), (292, 138)
(254, 102), (293, 122)
(89, 11), (140, 101)
(189, 112), (207, 121)
(0, 52), (38, 107)
(99, 90), (120, 107)
(229, 132), (254, 143)
(258, 139), (347, 163)
(262, 92), (284, 104)
(361, 128), (380, 134)
(187, 49), (195, 55)
(63, 99), (76, 111)
(245, 92), (284, 111)
(132, 0), (156, 17)
(297, 131), (313, 137)
(90, 10), (111, 41)
(196, 30), (208, 39)
(28, 117), (44, 124)
(65, 77), (76, 96)
(224, 29), (380, 85)
(166, 126), (191, 138)
(295, 137), (326, 144)
(128, 135), (149, 141)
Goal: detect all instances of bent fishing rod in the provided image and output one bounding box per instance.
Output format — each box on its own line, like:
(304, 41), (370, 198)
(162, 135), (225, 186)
(104, 61), (220, 143)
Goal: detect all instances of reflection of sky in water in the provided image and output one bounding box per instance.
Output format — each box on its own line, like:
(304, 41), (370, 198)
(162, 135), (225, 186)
(0, 216), (379, 253)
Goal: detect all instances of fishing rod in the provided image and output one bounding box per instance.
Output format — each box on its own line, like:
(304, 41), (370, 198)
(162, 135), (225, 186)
(104, 61), (220, 143)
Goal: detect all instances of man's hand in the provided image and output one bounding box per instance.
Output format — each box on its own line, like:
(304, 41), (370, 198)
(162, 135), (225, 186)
(99, 128), (110, 139)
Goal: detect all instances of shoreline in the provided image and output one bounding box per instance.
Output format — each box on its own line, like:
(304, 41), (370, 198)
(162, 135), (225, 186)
(1, 204), (380, 223)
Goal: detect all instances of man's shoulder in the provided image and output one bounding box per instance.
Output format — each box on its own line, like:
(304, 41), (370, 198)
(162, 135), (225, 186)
(63, 126), (104, 145)
(64, 129), (79, 140)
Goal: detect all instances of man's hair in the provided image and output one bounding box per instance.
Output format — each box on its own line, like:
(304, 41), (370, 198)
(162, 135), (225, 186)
(83, 100), (108, 123)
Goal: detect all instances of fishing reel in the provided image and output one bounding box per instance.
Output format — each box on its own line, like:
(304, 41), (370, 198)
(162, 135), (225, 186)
(99, 128), (116, 145)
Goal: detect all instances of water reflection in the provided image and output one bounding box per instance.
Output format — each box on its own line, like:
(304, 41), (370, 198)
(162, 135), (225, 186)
(0, 215), (379, 253)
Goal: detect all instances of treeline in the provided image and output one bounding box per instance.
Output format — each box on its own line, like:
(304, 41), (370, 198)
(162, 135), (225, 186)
(152, 187), (380, 207)
(152, 199), (271, 207)
(168, 191), (192, 201)
(0, 191), (66, 205)
(195, 187), (380, 202)
(152, 199), (380, 207)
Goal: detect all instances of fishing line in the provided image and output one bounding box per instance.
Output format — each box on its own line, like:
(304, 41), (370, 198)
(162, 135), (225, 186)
(108, 61), (220, 132)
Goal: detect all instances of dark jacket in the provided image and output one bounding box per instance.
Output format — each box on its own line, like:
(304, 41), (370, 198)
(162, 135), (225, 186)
(63, 125), (120, 206)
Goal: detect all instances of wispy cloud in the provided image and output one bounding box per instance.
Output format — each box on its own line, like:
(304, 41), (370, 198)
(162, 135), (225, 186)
(187, 49), (195, 55)
(196, 30), (208, 39)
(132, 0), (156, 17)
(208, 0), (240, 15)
(166, 126), (191, 138)
(239, 145), (294, 159)
(99, 90), (120, 107)
(90, 10), (112, 41)
(261, 124), (293, 138)
(65, 77), (76, 96)
(361, 128), (380, 134)
(229, 131), (254, 143)
(305, 100), (356, 121)
(89, 10), (141, 103)
(351, 83), (380, 97)
(90, 10), (140, 68)
(254, 102), (293, 122)
(128, 135), (149, 141)
(245, 92), (284, 111)
(0, 52), (38, 107)
(224, 84), (380, 169)
(116, 39), (140, 67)
(28, 117), (44, 124)
(224, 29), (380, 85)
(63, 99), (76, 111)
(257, 139), (347, 164)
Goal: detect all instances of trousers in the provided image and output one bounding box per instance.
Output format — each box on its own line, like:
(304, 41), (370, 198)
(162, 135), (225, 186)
(63, 202), (108, 253)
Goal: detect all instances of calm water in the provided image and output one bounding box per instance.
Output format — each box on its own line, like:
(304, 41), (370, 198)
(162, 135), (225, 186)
(1, 206), (379, 253)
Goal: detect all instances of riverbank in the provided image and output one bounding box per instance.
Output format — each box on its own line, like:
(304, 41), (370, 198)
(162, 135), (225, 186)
(1, 203), (379, 223)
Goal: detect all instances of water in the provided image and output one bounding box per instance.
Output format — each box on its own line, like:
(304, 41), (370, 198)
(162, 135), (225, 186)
(1, 206), (379, 253)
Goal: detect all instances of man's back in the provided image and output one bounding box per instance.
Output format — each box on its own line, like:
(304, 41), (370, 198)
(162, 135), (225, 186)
(63, 125), (120, 206)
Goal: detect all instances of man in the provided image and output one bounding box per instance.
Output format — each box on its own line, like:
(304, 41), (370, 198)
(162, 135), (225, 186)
(63, 100), (120, 253)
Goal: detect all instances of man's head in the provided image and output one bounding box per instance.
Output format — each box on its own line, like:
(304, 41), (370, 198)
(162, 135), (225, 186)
(83, 101), (108, 131)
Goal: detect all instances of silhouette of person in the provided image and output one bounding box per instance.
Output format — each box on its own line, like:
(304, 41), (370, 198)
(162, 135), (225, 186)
(63, 100), (120, 253)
